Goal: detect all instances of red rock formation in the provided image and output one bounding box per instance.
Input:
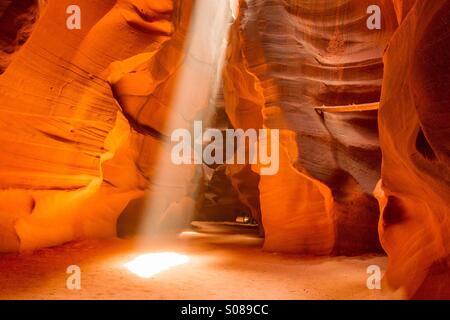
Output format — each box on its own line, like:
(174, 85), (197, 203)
(223, 0), (398, 254)
(0, 0), (179, 250)
(377, 0), (450, 299)
(0, 0), (237, 249)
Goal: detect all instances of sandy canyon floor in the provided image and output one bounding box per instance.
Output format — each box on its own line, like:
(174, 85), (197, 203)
(0, 222), (389, 300)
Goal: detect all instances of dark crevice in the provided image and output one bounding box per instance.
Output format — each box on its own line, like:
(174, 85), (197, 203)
(0, 0), (41, 74)
(416, 126), (436, 160)
(382, 196), (407, 227)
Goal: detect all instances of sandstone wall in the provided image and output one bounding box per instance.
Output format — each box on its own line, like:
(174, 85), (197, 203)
(223, 0), (399, 255)
(377, 0), (450, 299)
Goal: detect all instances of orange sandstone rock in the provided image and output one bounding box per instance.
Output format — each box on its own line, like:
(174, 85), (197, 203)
(223, 0), (398, 254)
(377, 0), (450, 299)
(0, 0), (178, 251)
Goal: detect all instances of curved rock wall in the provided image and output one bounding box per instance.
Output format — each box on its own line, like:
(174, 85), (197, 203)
(0, 0), (179, 250)
(223, 0), (398, 255)
(377, 0), (450, 299)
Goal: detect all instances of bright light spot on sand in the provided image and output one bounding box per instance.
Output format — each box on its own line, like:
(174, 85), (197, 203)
(125, 253), (189, 278)
(180, 231), (200, 236)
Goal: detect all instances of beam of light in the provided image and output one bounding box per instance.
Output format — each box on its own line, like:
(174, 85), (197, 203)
(124, 252), (190, 278)
(137, 0), (239, 239)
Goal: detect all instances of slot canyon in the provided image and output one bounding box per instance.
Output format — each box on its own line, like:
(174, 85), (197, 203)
(0, 0), (449, 300)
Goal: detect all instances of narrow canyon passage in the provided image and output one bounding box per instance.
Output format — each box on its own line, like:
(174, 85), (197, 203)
(0, 223), (388, 300)
(0, 0), (448, 301)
